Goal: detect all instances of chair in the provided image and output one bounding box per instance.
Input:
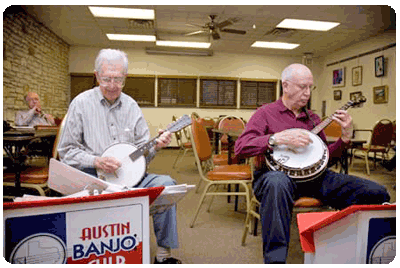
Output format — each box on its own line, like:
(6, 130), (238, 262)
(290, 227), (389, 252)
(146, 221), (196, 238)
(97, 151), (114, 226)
(241, 195), (324, 246)
(172, 115), (193, 169)
(189, 115), (253, 228)
(191, 112), (200, 119)
(324, 120), (342, 138)
(324, 120), (344, 171)
(351, 119), (394, 175)
(217, 115), (245, 155)
(197, 116), (216, 146)
(3, 116), (67, 197)
(241, 154), (325, 245)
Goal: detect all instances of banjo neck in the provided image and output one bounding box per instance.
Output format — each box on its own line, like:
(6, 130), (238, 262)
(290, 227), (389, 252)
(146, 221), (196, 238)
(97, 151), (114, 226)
(127, 114), (192, 162)
(128, 137), (158, 162)
(310, 101), (355, 135)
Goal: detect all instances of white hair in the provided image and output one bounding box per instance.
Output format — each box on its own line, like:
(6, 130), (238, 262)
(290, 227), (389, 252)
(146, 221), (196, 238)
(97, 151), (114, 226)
(94, 49), (129, 74)
(281, 63), (311, 82)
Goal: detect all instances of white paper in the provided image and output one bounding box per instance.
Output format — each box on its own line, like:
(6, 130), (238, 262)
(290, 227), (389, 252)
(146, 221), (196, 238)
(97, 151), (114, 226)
(45, 159), (195, 215)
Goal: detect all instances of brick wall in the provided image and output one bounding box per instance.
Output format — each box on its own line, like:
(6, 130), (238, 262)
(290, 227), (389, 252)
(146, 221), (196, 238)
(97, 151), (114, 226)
(3, 7), (70, 124)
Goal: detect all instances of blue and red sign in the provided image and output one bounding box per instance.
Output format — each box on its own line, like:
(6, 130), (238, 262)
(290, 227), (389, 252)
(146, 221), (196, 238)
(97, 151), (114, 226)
(4, 205), (144, 264)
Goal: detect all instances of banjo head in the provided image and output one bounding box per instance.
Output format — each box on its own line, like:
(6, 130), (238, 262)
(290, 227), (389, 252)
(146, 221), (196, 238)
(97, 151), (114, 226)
(98, 142), (146, 187)
(266, 129), (329, 182)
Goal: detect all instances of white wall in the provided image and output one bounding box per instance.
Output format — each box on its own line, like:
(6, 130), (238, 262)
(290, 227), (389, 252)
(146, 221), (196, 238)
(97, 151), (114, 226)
(69, 47), (304, 144)
(314, 32), (396, 141)
(69, 31), (395, 144)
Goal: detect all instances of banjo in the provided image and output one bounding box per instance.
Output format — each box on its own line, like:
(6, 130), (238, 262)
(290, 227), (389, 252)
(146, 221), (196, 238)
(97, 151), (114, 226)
(97, 115), (192, 187)
(265, 96), (366, 183)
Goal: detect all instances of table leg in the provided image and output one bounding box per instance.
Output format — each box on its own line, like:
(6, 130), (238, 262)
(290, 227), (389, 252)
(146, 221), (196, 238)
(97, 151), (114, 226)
(214, 132), (220, 154)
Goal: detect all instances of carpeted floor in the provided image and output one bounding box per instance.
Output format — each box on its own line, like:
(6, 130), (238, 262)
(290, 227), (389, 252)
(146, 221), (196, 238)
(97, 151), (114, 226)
(2, 148), (395, 264)
(146, 149), (396, 264)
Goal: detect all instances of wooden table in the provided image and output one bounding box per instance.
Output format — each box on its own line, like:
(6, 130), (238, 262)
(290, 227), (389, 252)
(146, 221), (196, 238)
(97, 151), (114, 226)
(212, 129), (243, 164)
(3, 127), (59, 196)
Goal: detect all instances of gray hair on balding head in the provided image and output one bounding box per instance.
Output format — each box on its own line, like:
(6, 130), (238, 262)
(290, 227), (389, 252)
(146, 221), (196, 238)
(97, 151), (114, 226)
(94, 49), (129, 74)
(281, 63), (311, 82)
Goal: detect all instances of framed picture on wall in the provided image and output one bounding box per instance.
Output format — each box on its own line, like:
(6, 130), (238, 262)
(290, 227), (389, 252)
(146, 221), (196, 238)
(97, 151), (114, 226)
(373, 85), (388, 104)
(332, 67), (345, 87)
(352, 66), (362, 86)
(375, 56), (385, 77)
(333, 90), (342, 100)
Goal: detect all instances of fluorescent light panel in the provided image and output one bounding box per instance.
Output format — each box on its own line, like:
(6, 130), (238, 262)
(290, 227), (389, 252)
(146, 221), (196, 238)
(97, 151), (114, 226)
(107, 34), (156, 42)
(251, 41), (299, 50)
(156, 40), (211, 49)
(88, 6), (155, 20)
(277, 18), (340, 31)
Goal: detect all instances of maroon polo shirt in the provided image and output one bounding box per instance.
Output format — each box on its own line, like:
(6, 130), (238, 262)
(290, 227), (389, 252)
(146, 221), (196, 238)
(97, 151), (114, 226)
(235, 99), (348, 161)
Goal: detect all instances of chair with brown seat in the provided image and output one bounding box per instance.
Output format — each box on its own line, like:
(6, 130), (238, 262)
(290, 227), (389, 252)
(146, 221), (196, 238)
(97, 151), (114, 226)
(3, 116), (67, 197)
(351, 119), (394, 175)
(172, 115), (193, 169)
(241, 195), (324, 246)
(324, 120), (345, 170)
(189, 115), (253, 228)
(324, 120), (342, 138)
(241, 155), (325, 246)
(197, 116), (216, 147)
(217, 115), (246, 156)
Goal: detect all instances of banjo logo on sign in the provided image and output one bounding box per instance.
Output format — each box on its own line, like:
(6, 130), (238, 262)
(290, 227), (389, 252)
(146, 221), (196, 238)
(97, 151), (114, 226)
(68, 221), (142, 264)
(72, 222), (137, 263)
(65, 204), (145, 264)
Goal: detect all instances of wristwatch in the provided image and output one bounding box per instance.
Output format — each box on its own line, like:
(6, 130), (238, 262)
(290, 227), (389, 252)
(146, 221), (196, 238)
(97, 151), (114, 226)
(268, 134), (277, 147)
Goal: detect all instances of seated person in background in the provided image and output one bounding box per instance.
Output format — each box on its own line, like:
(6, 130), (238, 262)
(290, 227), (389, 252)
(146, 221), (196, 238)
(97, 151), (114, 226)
(15, 92), (55, 126)
(235, 63), (390, 264)
(57, 48), (181, 264)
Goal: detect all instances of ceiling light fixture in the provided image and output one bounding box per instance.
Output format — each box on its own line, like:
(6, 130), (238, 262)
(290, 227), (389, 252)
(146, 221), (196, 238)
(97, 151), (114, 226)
(88, 6), (155, 20)
(251, 41), (299, 50)
(156, 40), (211, 49)
(277, 18), (340, 31)
(145, 48), (213, 56)
(106, 34), (156, 42)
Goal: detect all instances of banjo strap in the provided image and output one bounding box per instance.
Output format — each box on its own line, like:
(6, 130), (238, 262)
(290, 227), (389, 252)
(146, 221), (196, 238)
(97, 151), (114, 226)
(303, 107), (316, 128)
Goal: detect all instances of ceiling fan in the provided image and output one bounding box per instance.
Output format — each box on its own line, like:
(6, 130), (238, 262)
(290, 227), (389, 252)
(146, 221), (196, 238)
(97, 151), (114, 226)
(185, 15), (246, 40)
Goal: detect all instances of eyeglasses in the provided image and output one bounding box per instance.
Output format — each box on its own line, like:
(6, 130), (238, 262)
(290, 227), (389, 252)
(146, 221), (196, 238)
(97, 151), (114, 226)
(286, 80), (316, 91)
(99, 76), (126, 86)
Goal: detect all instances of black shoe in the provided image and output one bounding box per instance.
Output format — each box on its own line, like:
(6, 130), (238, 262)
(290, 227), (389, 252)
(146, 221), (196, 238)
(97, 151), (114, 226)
(154, 257), (182, 264)
(380, 160), (395, 171)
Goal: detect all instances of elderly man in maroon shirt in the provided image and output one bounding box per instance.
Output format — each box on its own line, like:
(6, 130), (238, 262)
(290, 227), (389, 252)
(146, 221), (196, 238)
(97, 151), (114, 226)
(235, 63), (390, 264)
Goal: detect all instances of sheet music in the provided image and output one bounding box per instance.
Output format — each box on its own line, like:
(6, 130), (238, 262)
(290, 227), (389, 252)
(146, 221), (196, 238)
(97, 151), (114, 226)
(27, 159), (196, 215)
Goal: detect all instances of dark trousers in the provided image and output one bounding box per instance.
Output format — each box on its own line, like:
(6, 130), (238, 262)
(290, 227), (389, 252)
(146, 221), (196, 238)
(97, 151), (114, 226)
(252, 169), (390, 264)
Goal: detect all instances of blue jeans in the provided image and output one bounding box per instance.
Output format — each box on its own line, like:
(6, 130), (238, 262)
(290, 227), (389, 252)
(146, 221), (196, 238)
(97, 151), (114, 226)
(252, 169), (390, 264)
(81, 168), (179, 249)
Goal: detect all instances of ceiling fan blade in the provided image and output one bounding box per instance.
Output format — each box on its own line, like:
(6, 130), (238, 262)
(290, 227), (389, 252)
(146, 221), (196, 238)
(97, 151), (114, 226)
(220, 28), (246, 35)
(185, 23), (204, 28)
(185, 30), (206, 36)
(217, 17), (240, 29)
